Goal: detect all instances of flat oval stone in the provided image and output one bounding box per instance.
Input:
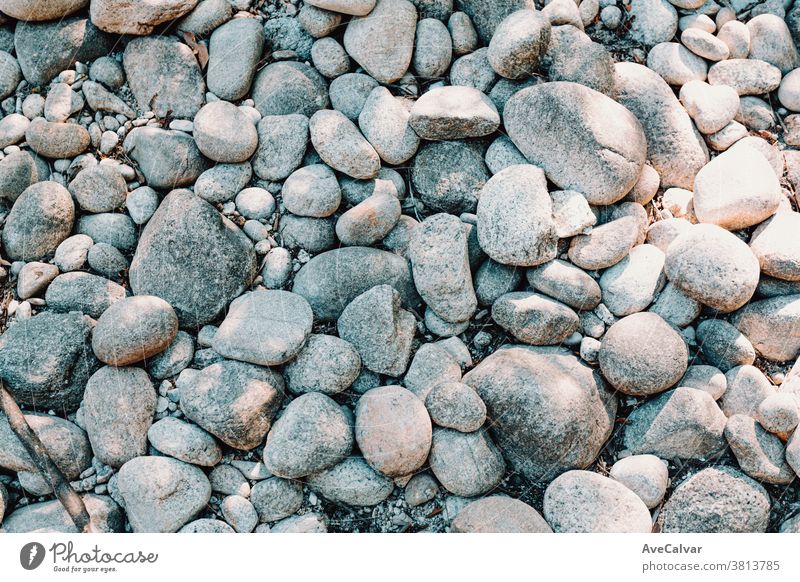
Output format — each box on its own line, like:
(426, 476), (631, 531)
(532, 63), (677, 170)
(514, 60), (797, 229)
(487, 9), (550, 79)
(492, 292), (579, 345)
(733, 295), (800, 362)
(148, 417), (222, 467)
(192, 101), (258, 163)
(527, 259), (601, 310)
(206, 18), (264, 101)
(750, 212), (800, 282)
(282, 164), (341, 218)
(451, 496), (552, 533)
(646, 42), (707, 86)
(599, 244), (666, 317)
(45, 272), (127, 319)
(25, 118), (90, 159)
(429, 428), (505, 497)
(310, 109), (380, 180)
(358, 86), (419, 165)
(707, 59), (782, 96)
(306, 457), (394, 506)
(284, 334), (361, 395)
(251, 61), (329, 118)
(568, 216), (639, 270)
(335, 190), (401, 246)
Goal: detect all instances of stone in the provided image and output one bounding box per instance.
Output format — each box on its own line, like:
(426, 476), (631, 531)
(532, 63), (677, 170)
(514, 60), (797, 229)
(117, 456), (211, 533)
(359, 87), (419, 165)
(194, 163), (251, 204)
(526, 259), (601, 311)
(282, 164), (341, 218)
(614, 62), (708, 190)
(86, 243), (128, 279)
(124, 127), (210, 190)
(747, 14), (798, 74)
(355, 385), (432, 477)
(627, 0), (676, 46)
(279, 215), (336, 254)
(451, 496), (552, 533)
(91, 296), (178, 367)
(263, 392), (353, 478)
(403, 343), (462, 400)
(129, 189), (256, 328)
(409, 86), (500, 140)
(543, 470), (653, 533)
(335, 189), (401, 246)
(53, 235), (94, 274)
(404, 473), (438, 507)
(682, 28), (729, 61)
(696, 319), (755, 372)
(609, 455), (668, 509)
(180, 360), (284, 449)
(725, 414), (794, 484)
(425, 381), (486, 432)
(599, 312), (688, 396)
(0, 114), (28, 149)
(83, 366), (155, 468)
(599, 244), (666, 317)
(411, 140), (490, 213)
(660, 466), (770, 532)
(0, 495), (122, 534)
(69, 164), (127, 213)
(567, 216), (639, 270)
(250, 477), (303, 522)
(253, 114), (308, 181)
(680, 364), (727, 400)
(779, 69), (800, 112)
(0, 151), (40, 203)
(252, 61), (329, 118)
(679, 80), (738, 134)
(147, 331), (194, 380)
(209, 465), (250, 497)
(328, 73), (378, 120)
(492, 292), (579, 345)
(665, 224), (760, 313)
(192, 101), (258, 163)
(75, 213), (136, 252)
(758, 392), (800, 433)
(207, 18), (264, 101)
(82, 80), (135, 118)
(16, 261), (58, 300)
(179, 518), (233, 533)
(450, 47), (496, 92)
(307, 0), (376, 15)
(505, 81), (646, 205)
(220, 495), (257, 533)
(720, 365), (776, 418)
(476, 164), (556, 267)
(293, 247), (419, 321)
(343, 0), (418, 84)
(484, 135), (526, 174)
(487, 9), (550, 79)
(543, 24), (616, 96)
(15, 17), (114, 87)
(457, 0), (535, 43)
(123, 37), (205, 119)
(413, 17), (452, 78)
(45, 271), (126, 319)
(646, 42), (707, 86)
(337, 285), (415, 376)
(148, 417), (221, 467)
(717, 20), (750, 60)
(463, 346), (616, 481)
(707, 59), (781, 96)
(25, 118), (90, 159)
(270, 513), (327, 533)
(732, 295), (800, 362)
(299, 4), (343, 38)
(284, 334), (361, 395)
(307, 457), (394, 506)
(429, 428), (505, 496)
(623, 387), (727, 459)
(90, 0), (198, 35)
(0, 312), (99, 411)
(236, 188), (275, 221)
(750, 212), (800, 282)
(474, 259), (522, 307)
(310, 109), (380, 180)
(0, 0), (87, 20)
(649, 283), (701, 328)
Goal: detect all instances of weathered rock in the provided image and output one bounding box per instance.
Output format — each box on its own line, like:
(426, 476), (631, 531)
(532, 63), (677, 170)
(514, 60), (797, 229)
(403, 343), (462, 400)
(628, 0), (677, 46)
(707, 59), (782, 96)
(124, 127), (210, 190)
(306, 457), (394, 506)
(567, 216), (639, 270)
(25, 118), (90, 159)
(207, 18), (264, 101)
(696, 319), (756, 372)
(526, 259), (601, 310)
(250, 477), (303, 522)
(425, 381), (486, 432)
(284, 334), (361, 395)
(91, 0), (199, 35)
(310, 109), (380, 180)
(0, 0), (87, 20)
(456, 0), (535, 43)
(0, 151), (40, 202)
(680, 365), (727, 400)
(2, 181), (74, 261)
(69, 164), (127, 213)
(192, 101), (258, 163)
(335, 189), (401, 246)
(679, 80), (739, 134)
(253, 114), (308, 181)
(409, 86), (500, 140)
(543, 24), (615, 96)
(147, 417), (222, 467)
(725, 414), (795, 484)
(306, 0), (376, 16)
(429, 428), (505, 496)
(251, 61), (329, 118)
(487, 9), (550, 79)
(646, 42), (707, 86)
(492, 292), (579, 345)
(0, 495), (122, 533)
(609, 455), (668, 509)
(413, 17), (452, 78)
(750, 212), (800, 282)
(732, 295), (800, 362)
(599, 244), (666, 317)
(358, 87), (419, 165)
(411, 139), (490, 213)
(747, 14), (798, 74)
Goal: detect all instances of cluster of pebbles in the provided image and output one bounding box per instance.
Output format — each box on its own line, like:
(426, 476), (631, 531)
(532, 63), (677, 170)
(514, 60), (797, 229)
(1, 0), (800, 534)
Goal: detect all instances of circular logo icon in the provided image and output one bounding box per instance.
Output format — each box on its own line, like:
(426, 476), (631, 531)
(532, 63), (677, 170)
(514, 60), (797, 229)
(20, 542), (45, 570)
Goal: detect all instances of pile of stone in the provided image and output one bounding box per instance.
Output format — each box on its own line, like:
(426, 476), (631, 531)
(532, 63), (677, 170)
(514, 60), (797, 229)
(0, 0), (800, 534)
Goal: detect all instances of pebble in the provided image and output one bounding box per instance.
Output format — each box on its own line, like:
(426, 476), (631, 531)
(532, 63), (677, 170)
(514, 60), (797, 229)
(747, 13), (798, 74)
(707, 59), (781, 95)
(209, 465), (250, 498)
(147, 417), (221, 467)
(310, 109), (380, 180)
(717, 20), (750, 59)
(451, 496), (552, 533)
(192, 101), (258, 164)
(749, 212), (800, 282)
(429, 428), (505, 496)
(696, 319), (756, 372)
(487, 10), (550, 80)
(492, 291), (579, 345)
(403, 342), (462, 400)
(568, 216), (639, 270)
(284, 334), (361, 395)
(250, 477), (303, 522)
(599, 244), (666, 317)
(251, 61), (329, 118)
(336, 189), (401, 246)
(682, 28), (729, 61)
(646, 42), (708, 86)
(720, 365), (776, 418)
(757, 393), (800, 433)
(358, 87), (419, 165)
(404, 473), (439, 507)
(733, 295), (800, 362)
(45, 271), (126, 318)
(283, 164), (341, 218)
(725, 414), (795, 484)
(409, 86), (500, 140)
(425, 381), (487, 432)
(207, 18), (264, 102)
(610, 455), (668, 509)
(527, 259), (601, 311)
(307, 457), (394, 506)
(413, 18), (452, 78)
(679, 80), (738, 134)
(628, 0), (678, 46)
(411, 140), (489, 213)
(254, 114), (309, 181)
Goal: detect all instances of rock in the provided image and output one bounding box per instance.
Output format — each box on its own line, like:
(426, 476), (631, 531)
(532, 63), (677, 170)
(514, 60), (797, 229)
(429, 428), (505, 496)
(409, 86), (499, 140)
(307, 457), (394, 506)
(665, 224), (760, 313)
(293, 247), (419, 321)
(448, 11), (478, 55)
(284, 334), (361, 395)
(0, 412), (90, 480)
(543, 25), (616, 96)
(451, 496), (552, 533)
(306, 0), (376, 15)
(717, 20), (750, 60)
(609, 455), (668, 509)
(219, 495), (257, 533)
(69, 164), (127, 213)
(457, 0), (535, 43)
(279, 215), (336, 253)
(628, 0), (677, 46)
(747, 14), (798, 74)
(543, 470), (653, 533)
(343, 0), (417, 84)
(0, 151), (40, 203)
(0, 114), (28, 148)
(679, 80), (739, 134)
(660, 466), (770, 532)
(567, 216), (639, 270)
(707, 59), (781, 96)
(117, 457), (211, 533)
(732, 295), (800, 362)
(147, 331), (194, 380)
(177, 0), (233, 36)
(787, 429), (800, 477)
(282, 164), (341, 218)
(505, 81), (646, 205)
(252, 61), (329, 118)
(408, 213), (476, 323)
(779, 69), (800, 112)
(404, 473), (438, 507)
(194, 163), (251, 204)
(264, 393), (353, 478)
(46, 270), (125, 318)
(696, 319), (755, 372)
(253, 114), (308, 181)
(270, 513), (327, 533)
(92, 296), (178, 367)
(250, 477), (303, 522)
(476, 164), (556, 267)
(526, 259), (600, 310)
(599, 244), (666, 317)
(209, 464), (250, 497)
(148, 417), (221, 467)
(721, 365), (776, 418)
(614, 62), (708, 190)
(355, 385), (432, 477)
(487, 9), (550, 79)
(15, 17), (114, 87)
(310, 109), (380, 180)
(450, 47), (496, 92)
(649, 282), (702, 328)
(86, 242), (128, 279)
(74, 213), (136, 252)
(192, 101), (258, 163)
(16, 261), (58, 300)
(624, 387), (727, 459)
(412, 17), (452, 78)
(682, 28), (729, 61)
(599, 312), (688, 396)
(0, 0), (87, 20)
(335, 189), (401, 246)
(25, 118), (90, 159)
(646, 42), (707, 86)
(180, 360), (284, 449)
(179, 518), (234, 533)
(0, 311), (99, 411)
(125, 128), (209, 189)
(337, 285), (415, 376)
(129, 189), (256, 328)
(463, 346), (616, 481)
(236, 187), (275, 221)
(403, 343), (462, 400)
(426, 381), (486, 432)
(0, 50), (17, 100)
(750, 212), (800, 282)
(473, 259), (522, 307)
(484, 135), (527, 174)
(0, 494), (122, 533)
(328, 73), (378, 121)
(492, 292), (579, 345)
(725, 414), (794, 484)
(680, 364), (727, 400)
(90, 0), (198, 35)
(123, 36), (204, 119)
(758, 392), (800, 433)
(693, 148), (780, 230)
(207, 18), (264, 101)
(411, 140), (490, 213)
(359, 87), (419, 165)
(83, 366), (155, 468)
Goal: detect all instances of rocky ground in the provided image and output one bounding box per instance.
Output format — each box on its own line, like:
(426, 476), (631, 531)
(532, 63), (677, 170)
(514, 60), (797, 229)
(0, 0), (800, 534)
